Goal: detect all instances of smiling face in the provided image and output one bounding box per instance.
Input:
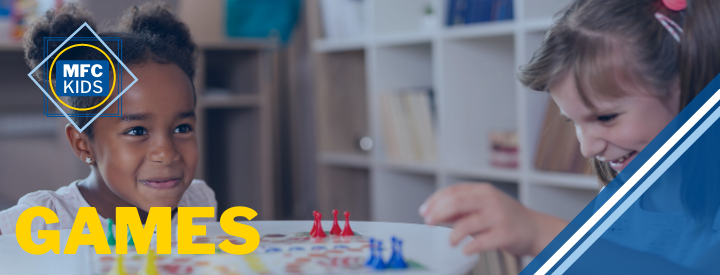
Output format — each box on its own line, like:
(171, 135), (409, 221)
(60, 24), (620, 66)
(550, 72), (680, 172)
(87, 62), (197, 211)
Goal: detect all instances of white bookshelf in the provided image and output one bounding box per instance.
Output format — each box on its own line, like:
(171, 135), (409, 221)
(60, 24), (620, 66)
(308, 0), (598, 226)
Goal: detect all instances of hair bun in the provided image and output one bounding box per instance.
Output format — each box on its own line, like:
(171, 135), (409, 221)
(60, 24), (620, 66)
(24, 3), (97, 80)
(118, 2), (194, 54)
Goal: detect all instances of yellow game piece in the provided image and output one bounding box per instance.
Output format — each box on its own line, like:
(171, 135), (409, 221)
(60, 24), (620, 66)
(106, 254), (127, 275)
(137, 249), (159, 275)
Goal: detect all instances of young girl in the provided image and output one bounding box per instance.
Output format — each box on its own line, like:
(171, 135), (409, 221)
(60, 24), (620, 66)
(0, 2), (216, 234)
(420, 0), (720, 266)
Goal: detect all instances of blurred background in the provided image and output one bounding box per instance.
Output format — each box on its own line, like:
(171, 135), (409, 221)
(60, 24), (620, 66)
(0, 0), (596, 231)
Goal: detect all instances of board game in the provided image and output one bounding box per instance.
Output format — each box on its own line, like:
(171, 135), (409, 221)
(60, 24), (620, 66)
(89, 211), (427, 275)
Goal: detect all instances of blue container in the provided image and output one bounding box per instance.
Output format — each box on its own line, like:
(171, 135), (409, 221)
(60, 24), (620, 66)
(225, 0), (301, 43)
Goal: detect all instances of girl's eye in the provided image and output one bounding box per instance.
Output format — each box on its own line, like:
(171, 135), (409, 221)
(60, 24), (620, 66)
(597, 114), (618, 122)
(125, 127), (147, 136)
(175, 124), (193, 134)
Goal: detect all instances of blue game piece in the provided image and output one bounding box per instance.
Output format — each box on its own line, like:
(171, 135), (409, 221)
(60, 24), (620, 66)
(365, 238), (376, 267)
(388, 237), (408, 269)
(333, 245), (349, 250)
(289, 246), (305, 251)
(370, 241), (387, 270)
(265, 247), (282, 253)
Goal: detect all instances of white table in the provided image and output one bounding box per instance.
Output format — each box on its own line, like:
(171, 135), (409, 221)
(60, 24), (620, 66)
(0, 221), (477, 275)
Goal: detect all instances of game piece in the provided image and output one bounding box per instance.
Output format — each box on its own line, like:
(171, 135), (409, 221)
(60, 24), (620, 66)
(388, 237), (408, 269)
(365, 238), (376, 267)
(369, 240), (386, 270)
(311, 212), (327, 238)
(137, 249), (159, 275)
(330, 209), (342, 235)
(310, 210), (319, 236)
(107, 219), (116, 246)
(106, 254), (127, 275)
(341, 211), (354, 236)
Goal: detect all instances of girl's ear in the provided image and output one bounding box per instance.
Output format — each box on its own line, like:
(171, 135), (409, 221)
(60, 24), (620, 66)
(65, 124), (94, 165)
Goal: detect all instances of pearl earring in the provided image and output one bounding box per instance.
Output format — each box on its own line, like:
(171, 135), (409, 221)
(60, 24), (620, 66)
(85, 157), (92, 164)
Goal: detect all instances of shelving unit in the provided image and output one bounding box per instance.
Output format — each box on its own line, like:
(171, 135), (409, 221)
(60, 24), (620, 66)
(193, 41), (278, 220)
(307, 0), (598, 226)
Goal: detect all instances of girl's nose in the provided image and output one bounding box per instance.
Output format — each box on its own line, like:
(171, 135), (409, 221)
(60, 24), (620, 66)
(577, 125), (606, 159)
(148, 135), (179, 165)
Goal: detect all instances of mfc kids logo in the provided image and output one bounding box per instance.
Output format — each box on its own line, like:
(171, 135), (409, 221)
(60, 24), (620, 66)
(55, 60), (112, 97)
(28, 23), (138, 132)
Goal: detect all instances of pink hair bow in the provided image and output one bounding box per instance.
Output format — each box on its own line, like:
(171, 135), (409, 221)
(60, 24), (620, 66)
(663, 0), (686, 11)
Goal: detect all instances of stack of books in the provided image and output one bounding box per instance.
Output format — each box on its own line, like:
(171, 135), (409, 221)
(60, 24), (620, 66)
(446, 0), (514, 26)
(319, 0), (365, 39)
(490, 131), (518, 169)
(534, 100), (592, 174)
(380, 88), (437, 163)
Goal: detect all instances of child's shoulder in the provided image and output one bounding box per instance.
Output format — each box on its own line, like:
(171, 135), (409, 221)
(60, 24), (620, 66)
(12, 182), (85, 213)
(0, 181), (85, 234)
(181, 179), (217, 208)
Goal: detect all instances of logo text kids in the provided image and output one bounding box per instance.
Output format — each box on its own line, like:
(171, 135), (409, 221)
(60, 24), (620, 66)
(57, 60), (110, 96)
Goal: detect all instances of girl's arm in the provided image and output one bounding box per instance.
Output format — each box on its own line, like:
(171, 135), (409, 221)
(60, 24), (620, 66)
(420, 183), (568, 256)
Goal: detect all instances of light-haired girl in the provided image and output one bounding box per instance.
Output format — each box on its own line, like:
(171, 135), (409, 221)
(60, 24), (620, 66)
(420, 0), (720, 269)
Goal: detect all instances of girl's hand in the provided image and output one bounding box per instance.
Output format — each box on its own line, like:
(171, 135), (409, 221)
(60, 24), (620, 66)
(419, 183), (568, 256)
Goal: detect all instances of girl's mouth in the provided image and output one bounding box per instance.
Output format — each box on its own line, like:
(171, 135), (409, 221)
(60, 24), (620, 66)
(140, 178), (180, 189)
(608, 151), (637, 170)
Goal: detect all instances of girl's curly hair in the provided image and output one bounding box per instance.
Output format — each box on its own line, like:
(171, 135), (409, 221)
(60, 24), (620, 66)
(24, 2), (197, 139)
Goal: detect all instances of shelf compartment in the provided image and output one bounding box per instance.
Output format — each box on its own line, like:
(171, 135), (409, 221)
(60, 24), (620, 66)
(316, 50), (369, 154)
(0, 42), (23, 52)
(317, 166), (371, 221)
(529, 170), (599, 191)
(201, 49), (262, 95)
(379, 159), (438, 175)
(374, 31), (434, 48)
(0, 52), (45, 113)
(524, 184), (597, 221)
(441, 35), (516, 174)
(199, 93), (260, 109)
(445, 166), (519, 183)
(318, 152), (371, 169)
(313, 37), (367, 53)
(372, 0), (440, 36)
(523, 17), (555, 33)
(443, 20), (516, 41)
(372, 170), (436, 223)
(522, 0), (573, 20)
(443, 176), (519, 200)
(204, 108), (267, 218)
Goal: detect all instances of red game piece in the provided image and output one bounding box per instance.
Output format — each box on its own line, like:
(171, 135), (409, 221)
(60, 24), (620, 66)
(341, 211), (354, 236)
(330, 209), (342, 235)
(310, 210), (319, 236)
(312, 212), (327, 238)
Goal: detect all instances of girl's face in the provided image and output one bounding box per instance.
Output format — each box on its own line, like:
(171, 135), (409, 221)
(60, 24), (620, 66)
(89, 62), (197, 211)
(550, 73), (680, 172)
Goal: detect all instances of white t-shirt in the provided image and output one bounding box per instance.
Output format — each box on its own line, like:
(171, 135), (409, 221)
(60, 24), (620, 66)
(0, 179), (217, 234)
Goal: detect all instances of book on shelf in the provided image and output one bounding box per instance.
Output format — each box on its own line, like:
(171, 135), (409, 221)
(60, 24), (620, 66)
(534, 100), (592, 174)
(380, 88), (437, 163)
(490, 131), (518, 169)
(446, 0), (514, 26)
(319, 0), (365, 39)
